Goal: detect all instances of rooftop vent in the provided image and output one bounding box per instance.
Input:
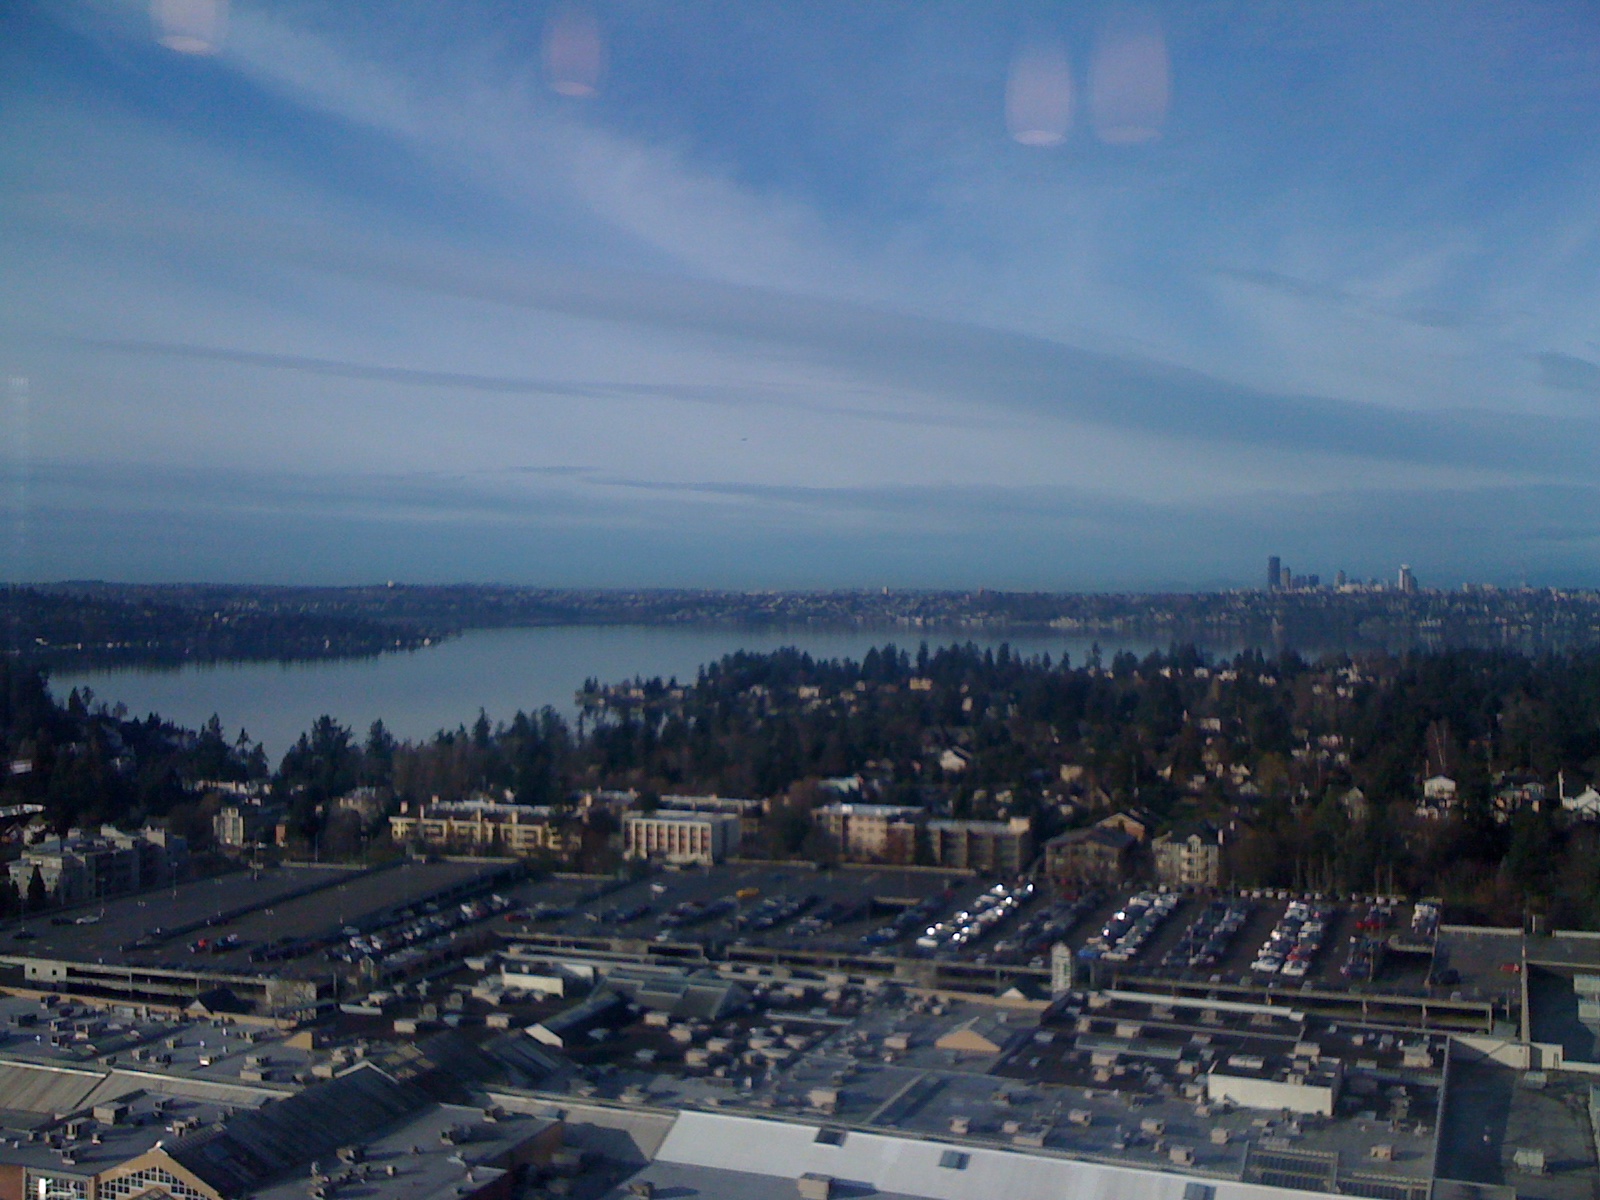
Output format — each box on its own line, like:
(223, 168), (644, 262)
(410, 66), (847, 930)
(1512, 1148), (1547, 1175)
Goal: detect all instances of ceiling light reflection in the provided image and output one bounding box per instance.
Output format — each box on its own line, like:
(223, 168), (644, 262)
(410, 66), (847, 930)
(543, 4), (605, 99)
(1005, 41), (1074, 147)
(1089, 7), (1169, 144)
(150, 0), (228, 55)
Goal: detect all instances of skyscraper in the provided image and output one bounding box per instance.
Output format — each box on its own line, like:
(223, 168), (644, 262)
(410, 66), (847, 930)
(1399, 564), (1417, 594)
(1267, 556), (1281, 590)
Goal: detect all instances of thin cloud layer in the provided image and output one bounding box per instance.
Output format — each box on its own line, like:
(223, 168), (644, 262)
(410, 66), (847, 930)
(4, 1), (1600, 586)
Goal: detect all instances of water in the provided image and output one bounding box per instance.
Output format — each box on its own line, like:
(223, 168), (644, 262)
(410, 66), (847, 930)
(51, 625), (1183, 756)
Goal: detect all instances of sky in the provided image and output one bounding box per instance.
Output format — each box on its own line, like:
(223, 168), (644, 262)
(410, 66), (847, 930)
(4, 1), (1600, 590)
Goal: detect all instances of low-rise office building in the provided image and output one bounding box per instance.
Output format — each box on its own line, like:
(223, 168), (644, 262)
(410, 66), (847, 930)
(623, 810), (742, 865)
(657, 795), (766, 841)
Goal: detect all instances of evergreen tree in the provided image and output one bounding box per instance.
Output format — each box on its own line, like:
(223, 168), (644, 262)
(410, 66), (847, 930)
(25, 865), (48, 913)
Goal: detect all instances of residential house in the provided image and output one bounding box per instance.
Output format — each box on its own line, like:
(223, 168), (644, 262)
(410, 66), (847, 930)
(1415, 775), (1458, 821)
(1563, 784), (1600, 820)
(1492, 779), (1546, 824)
(939, 747), (973, 774)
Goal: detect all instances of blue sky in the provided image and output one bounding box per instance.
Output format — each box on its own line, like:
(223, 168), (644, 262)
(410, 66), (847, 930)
(3, 0), (1600, 589)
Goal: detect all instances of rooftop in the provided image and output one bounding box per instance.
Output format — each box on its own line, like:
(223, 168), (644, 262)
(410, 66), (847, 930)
(252, 1103), (553, 1200)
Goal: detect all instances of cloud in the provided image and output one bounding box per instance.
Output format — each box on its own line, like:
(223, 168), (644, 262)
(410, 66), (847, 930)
(63, 336), (985, 431)
(225, 244), (1600, 476)
(1534, 350), (1600, 397)
(11, 200), (1600, 481)
(25, 230), (1600, 478)
(10, 2), (1600, 586)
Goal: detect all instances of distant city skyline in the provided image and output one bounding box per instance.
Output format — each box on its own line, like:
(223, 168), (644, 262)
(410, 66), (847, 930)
(1265, 556), (1430, 593)
(4, 3), (1600, 589)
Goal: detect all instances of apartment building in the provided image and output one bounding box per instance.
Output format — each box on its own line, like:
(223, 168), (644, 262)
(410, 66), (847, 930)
(8, 826), (188, 906)
(815, 803), (923, 864)
(388, 799), (577, 857)
(1152, 822), (1225, 889)
(924, 816), (1033, 874)
(1044, 824), (1137, 885)
(213, 799), (286, 849)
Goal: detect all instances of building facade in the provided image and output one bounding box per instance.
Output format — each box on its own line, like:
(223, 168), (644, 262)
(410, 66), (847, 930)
(1044, 825), (1135, 885)
(657, 795), (766, 842)
(815, 803), (923, 864)
(623, 811), (742, 865)
(1152, 823), (1224, 889)
(8, 827), (188, 906)
(213, 800), (286, 849)
(388, 800), (577, 857)
(924, 817), (1032, 873)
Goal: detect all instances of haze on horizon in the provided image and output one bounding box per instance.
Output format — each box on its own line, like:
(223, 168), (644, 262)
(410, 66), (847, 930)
(4, 1), (1600, 592)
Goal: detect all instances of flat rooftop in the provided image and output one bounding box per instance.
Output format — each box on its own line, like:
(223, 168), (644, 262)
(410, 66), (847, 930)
(510, 970), (1448, 1192)
(251, 1102), (552, 1200)
(0, 1083), (239, 1174)
(615, 1107), (1348, 1200)
(1435, 1062), (1598, 1200)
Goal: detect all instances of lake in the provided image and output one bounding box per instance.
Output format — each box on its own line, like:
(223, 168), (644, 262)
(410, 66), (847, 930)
(52, 625), (1187, 755)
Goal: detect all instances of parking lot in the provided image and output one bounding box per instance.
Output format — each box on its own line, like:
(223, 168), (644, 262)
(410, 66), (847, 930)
(1023, 888), (1450, 998)
(0, 860), (513, 980)
(498, 867), (1472, 1001)
(504, 866), (973, 953)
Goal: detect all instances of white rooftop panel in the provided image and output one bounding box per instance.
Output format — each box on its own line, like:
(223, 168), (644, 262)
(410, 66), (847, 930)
(656, 1110), (1332, 1200)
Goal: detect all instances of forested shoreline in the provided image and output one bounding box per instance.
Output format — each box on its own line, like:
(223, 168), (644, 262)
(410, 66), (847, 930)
(5, 642), (1600, 926)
